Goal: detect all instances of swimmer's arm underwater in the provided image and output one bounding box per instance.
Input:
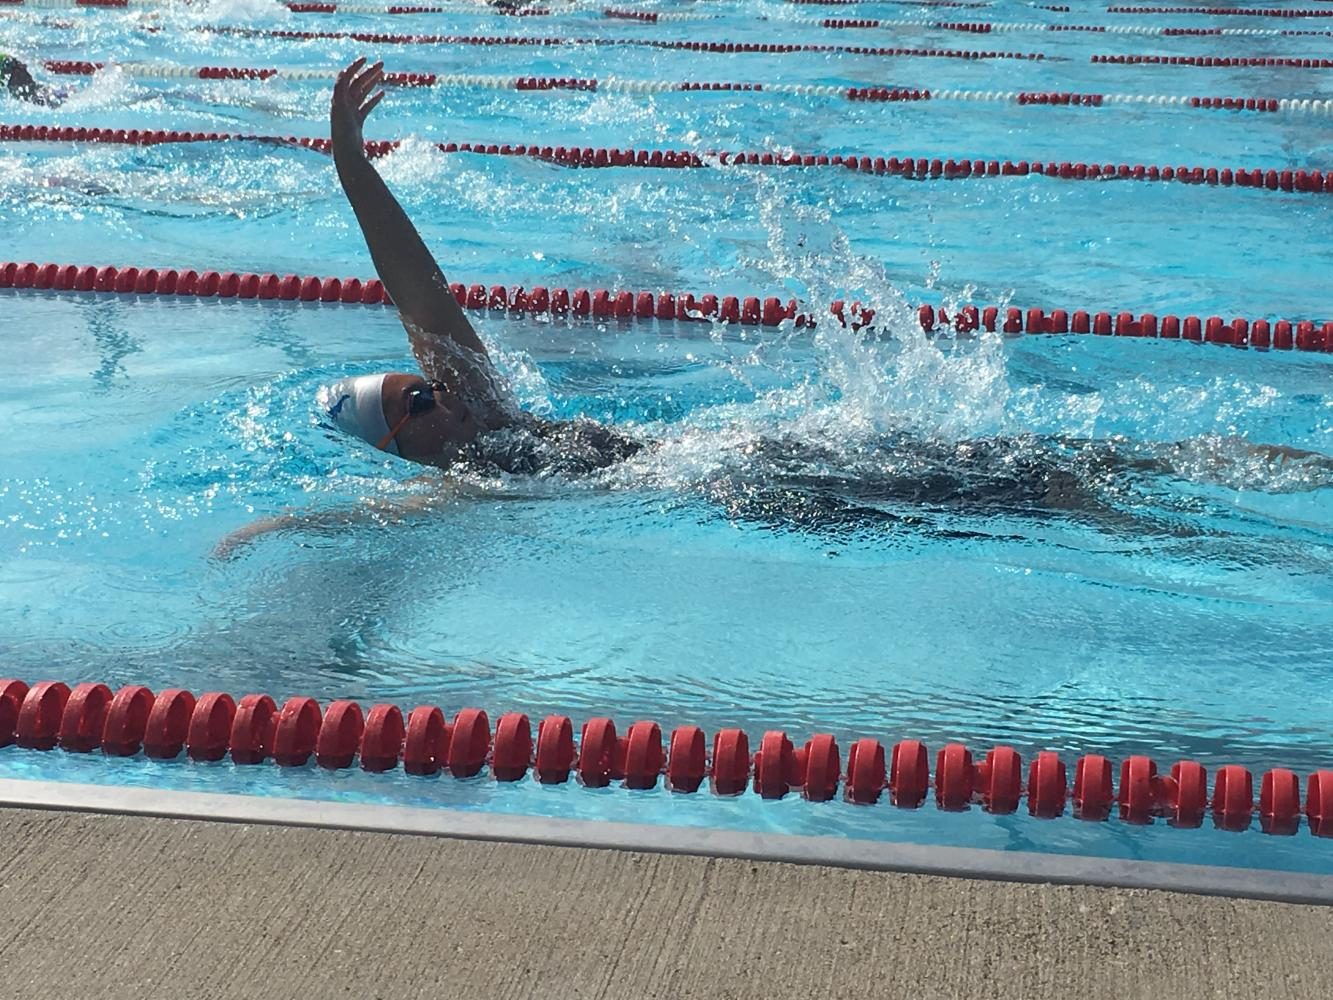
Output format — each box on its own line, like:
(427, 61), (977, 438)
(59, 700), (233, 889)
(212, 476), (538, 560)
(330, 58), (493, 376)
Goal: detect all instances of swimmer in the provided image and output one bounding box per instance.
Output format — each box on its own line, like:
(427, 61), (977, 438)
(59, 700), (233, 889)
(321, 57), (641, 476)
(213, 57), (1332, 556)
(0, 53), (66, 106)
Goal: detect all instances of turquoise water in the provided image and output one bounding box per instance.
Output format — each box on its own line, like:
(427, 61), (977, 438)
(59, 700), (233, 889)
(1, 0), (1332, 872)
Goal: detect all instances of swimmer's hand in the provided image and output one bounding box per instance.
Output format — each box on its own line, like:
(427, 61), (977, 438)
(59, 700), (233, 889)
(210, 488), (473, 560)
(330, 57), (385, 158)
(211, 513), (301, 560)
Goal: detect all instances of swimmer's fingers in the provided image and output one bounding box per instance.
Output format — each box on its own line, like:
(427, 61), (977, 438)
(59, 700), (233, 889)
(349, 62), (384, 105)
(359, 89), (385, 122)
(334, 57), (367, 100)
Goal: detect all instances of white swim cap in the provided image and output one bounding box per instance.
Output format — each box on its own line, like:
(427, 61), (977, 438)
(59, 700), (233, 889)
(320, 373), (397, 455)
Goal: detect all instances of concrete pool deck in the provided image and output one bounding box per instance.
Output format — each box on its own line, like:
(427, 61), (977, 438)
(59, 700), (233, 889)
(2, 800), (1333, 999)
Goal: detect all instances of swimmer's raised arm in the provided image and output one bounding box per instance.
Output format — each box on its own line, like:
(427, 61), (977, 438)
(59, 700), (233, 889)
(330, 58), (493, 376)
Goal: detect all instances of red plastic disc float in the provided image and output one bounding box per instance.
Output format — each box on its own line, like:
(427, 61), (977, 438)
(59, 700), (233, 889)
(1259, 768), (1301, 836)
(315, 700), (364, 769)
(229, 694), (277, 765)
(666, 725), (706, 792)
(979, 746), (1022, 813)
(491, 712), (533, 781)
(16, 681), (71, 751)
(802, 733), (841, 802)
(577, 717), (618, 787)
(935, 743), (974, 810)
(141, 688), (194, 760)
(0, 679), (31, 748)
(754, 730), (795, 799)
(361, 704), (406, 772)
(446, 708), (490, 778)
(403, 705), (449, 776)
(845, 737), (885, 804)
(186, 692), (236, 762)
(1166, 760), (1207, 827)
(1211, 764), (1254, 831)
(101, 684), (155, 757)
(710, 728), (750, 795)
(1117, 755), (1158, 823)
(1027, 750), (1067, 818)
(890, 739), (929, 807)
(272, 696), (321, 767)
(1073, 753), (1113, 820)
(1307, 771), (1333, 838)
(534, 714), (574, 783)
(57, 682), (113, 753)
(623, 720), (664, 790)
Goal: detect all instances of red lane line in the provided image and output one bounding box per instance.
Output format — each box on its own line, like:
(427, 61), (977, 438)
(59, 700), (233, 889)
(288, 2), (552, 12)
(33, 65), (1319, 115)
(1108, 5), (1333, 16)
(788, 0), (991, 5)
(921, 19), (1333, 34)
(3, 675), (1332, 831)
(190, 25), (1051, 59)
(6, 122), (1331, 199)
(1, 260), (1330, 351)
(1094, 54), (1333, 67)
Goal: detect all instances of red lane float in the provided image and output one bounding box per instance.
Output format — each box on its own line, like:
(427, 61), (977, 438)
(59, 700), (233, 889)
(229, 694), (277, 765)
(2, 676), (1332, 836)
(403, 705), (449, 776)
(142, 689), (194, 760)
(272, 696), (321, 767)
(361, 704), (406, 772)
(104, 685), (156, 757)
(4, 259), (1330, 354)
(0, 679), (27, 749)
(667, 725), (706, 792)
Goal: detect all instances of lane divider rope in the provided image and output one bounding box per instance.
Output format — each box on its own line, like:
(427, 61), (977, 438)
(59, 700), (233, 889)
(787, 0), (993, 6)
(806, 16), (1333, 35)
(1108, 5), (1333, 17)
(1, 677), (1330, 836)
(185, 23), (1052, 59)
(6, 122), (1333, 202)
(1093, 52), (1333, 67)
(612, 6), (1333, 34)
(10, 0), (1333, 35)
(35, 61), (1333, 116)
(3, 260), (1331, 352)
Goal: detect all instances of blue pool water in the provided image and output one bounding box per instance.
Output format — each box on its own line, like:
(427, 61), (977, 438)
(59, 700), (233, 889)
(1, 0), (1332, 872)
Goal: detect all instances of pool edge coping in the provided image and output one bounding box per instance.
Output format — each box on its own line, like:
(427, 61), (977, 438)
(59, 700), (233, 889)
(1, 777), (1330, 906)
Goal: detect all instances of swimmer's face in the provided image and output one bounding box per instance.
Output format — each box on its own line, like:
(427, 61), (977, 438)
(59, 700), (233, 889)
(380, 372), (480, 461)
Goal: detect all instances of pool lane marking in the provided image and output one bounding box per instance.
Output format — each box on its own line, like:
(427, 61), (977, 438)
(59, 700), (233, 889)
(2, 260), (1331, 351)
(8, 1), (1333, 36)
(1108, 5), (1333, 18)
(33, 61), (1333, 116)
(8, 14), (1059, 60)
(4, 121), (1332, 202)
(2, 678), (1333, 841)
(14, 9), (1333, 62)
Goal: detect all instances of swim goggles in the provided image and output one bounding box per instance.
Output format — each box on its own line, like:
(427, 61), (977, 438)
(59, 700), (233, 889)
(376, 380), (444, 451)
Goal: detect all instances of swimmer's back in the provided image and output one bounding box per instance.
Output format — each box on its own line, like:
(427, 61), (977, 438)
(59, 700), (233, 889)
(461, 415), (643, 477)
